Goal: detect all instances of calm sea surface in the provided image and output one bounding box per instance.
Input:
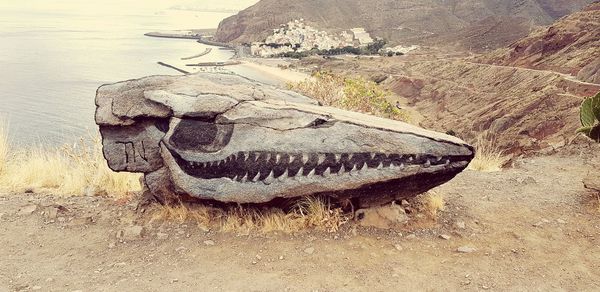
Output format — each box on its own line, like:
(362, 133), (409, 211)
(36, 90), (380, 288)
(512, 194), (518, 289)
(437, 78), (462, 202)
(0, 5), (239, 146)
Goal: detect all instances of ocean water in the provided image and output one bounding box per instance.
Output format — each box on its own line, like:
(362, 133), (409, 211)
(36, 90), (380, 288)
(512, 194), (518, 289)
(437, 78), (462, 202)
(0, 3), (244, 146)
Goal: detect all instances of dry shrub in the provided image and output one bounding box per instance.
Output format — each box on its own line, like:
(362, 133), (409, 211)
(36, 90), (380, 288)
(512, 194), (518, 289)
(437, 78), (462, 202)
(467, 133), (508, 172)
(149, 196), (349, 234)
(418, 191), (445, 219)
(0, 127), (141, 197)
(288, 71), (408, 121)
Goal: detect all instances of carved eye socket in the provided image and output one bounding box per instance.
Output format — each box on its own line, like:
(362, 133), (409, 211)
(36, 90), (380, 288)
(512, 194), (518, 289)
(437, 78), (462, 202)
(169, 119), (234, 153)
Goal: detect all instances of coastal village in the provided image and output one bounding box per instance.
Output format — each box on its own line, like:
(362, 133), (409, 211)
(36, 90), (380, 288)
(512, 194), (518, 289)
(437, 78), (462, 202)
(250, 19), (419, 57)
(250, 19), (368, 57)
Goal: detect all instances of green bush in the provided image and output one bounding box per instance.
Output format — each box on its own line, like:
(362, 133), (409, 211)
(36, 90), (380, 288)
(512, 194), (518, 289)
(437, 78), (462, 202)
(577, 91), (600, 142)
(288, 71), (408, 122)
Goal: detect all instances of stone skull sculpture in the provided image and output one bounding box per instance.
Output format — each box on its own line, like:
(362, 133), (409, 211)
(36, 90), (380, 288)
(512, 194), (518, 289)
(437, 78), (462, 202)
(96, 72), (474, 206)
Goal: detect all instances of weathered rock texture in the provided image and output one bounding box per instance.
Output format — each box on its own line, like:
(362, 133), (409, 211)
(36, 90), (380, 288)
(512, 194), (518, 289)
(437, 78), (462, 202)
(96, 72), (474, 204)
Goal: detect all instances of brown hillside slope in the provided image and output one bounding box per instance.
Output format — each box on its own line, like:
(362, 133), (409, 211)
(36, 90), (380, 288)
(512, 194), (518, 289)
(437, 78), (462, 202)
(215, 0), (593, 48)
(306, 55), (600, 155)
(481, 2), (600, 83)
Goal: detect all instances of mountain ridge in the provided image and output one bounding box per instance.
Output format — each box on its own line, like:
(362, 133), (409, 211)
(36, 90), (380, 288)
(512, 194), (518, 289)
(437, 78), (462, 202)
(215, 0), (594, 49)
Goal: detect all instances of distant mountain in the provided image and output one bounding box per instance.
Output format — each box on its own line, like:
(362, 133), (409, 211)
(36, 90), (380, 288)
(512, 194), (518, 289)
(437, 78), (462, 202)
(214, 0), (594, 48)
(481, 2), (600, 83)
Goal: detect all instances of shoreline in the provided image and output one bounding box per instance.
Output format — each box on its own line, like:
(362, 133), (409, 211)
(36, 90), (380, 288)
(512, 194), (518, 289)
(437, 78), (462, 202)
(144, 28), (217, 40)
(234, 58), (311, 85)
(145, 30), (309, 86)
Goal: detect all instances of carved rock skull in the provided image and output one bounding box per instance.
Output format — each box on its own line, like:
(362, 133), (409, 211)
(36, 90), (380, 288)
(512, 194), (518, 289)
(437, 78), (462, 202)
(95, 73), (474, 205)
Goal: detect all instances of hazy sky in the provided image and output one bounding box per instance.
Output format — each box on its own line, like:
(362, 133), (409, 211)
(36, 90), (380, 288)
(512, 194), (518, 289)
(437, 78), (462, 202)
(0, 0), (258, 15)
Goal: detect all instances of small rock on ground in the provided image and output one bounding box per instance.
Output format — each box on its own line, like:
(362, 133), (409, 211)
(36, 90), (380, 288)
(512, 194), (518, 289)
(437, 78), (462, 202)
(203, 240), (215, 246)
(118, 225), (145, 241)
(457, 246), (477, 253)
(304, 247), (315, 254)
(356, 203), (408, 229)
(17, 205), (38, 216)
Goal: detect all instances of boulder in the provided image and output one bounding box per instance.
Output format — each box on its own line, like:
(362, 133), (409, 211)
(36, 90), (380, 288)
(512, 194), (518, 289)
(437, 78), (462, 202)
(95, 72), (474, 205)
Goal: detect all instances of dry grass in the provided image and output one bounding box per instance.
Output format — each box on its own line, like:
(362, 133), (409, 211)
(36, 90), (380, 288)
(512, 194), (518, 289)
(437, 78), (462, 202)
(288, 71), (408, 121)
(418, 191), (446, 219)
(467, 133), (508, 172)
(149, 196), (348, 234)
(0, 126), (141, 197)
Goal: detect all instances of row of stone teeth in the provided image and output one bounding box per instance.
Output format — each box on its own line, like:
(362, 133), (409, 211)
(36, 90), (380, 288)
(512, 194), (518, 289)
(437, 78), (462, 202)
(231, 162), (412, 184)
(184, 153), (449, 169)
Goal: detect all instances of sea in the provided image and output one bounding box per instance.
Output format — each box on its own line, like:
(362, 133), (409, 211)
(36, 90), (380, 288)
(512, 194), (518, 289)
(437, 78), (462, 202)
(0, 1), (256, 146)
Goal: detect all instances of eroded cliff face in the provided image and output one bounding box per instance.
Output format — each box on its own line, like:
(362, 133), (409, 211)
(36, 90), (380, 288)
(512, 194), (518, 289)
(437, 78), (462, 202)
(481, 2), (600, 83)
(214, 0), (593, 48)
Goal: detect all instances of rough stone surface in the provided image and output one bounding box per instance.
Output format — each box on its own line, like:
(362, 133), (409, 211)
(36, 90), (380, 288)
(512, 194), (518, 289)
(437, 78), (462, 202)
(96, 72), (474, 204)
(356, 203), (409, 229)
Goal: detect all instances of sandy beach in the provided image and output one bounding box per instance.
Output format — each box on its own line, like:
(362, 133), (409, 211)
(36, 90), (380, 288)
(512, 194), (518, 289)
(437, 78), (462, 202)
(235, 58), (310, 85)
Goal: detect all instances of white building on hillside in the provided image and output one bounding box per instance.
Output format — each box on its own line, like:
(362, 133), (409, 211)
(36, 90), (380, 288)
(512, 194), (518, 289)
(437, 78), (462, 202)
(350, 28), (374, 46)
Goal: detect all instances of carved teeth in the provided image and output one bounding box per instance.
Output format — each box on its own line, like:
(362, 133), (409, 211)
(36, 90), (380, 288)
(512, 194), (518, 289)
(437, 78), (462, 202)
(301, 154), (309, 164)
(297, 167), (304, 176)
(275, 154), (282, 164)
(323, 168), (331, 177)
(377, 162), (383, 170)
(407, 156), (414, 162)
(308, 169), (316, 176)
(334, 154), (341, 163)
(263, 171), (275, 185)
(370, 153), (376, 160)
(424, 159), (431, 168)
(252, 172), (261, 182)
(445, 159), (451, 165)
(339, 165), (346, 173)
(278, 169), (288, 181)
(317, 154), (326, 165)
(241, 174), (248, 183)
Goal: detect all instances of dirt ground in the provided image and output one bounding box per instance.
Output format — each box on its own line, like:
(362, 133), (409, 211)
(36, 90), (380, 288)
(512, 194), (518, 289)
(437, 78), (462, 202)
(1, 149), (600, 292)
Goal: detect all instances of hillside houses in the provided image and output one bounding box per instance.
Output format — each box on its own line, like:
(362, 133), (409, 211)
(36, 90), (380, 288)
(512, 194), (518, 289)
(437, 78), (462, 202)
(250, 19), (375, 57)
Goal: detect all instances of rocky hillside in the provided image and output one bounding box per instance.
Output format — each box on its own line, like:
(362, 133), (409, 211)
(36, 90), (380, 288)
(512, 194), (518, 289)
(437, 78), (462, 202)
(481, 2), (600, 83)
(215, 0), (593, 48)
(305, 56), (599, 155)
